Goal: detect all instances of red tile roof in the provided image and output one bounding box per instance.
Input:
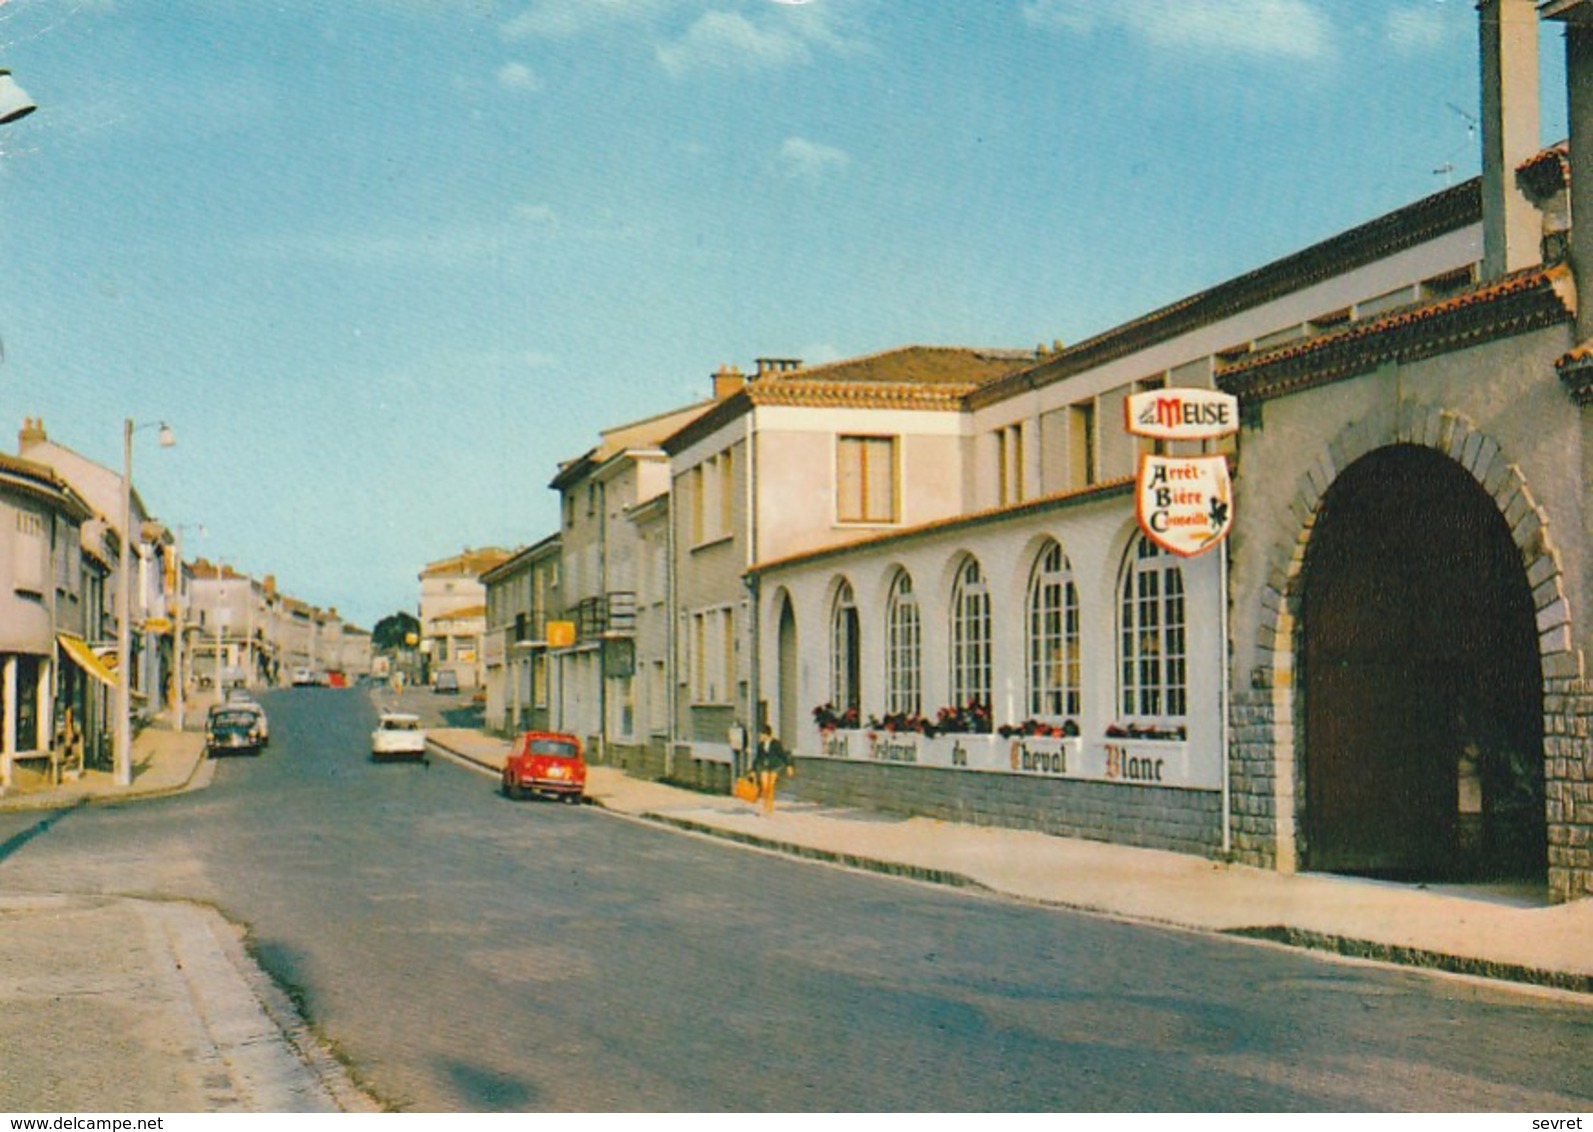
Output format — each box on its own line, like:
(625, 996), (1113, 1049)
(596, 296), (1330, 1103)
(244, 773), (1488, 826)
(1218, 264), (1574, 402)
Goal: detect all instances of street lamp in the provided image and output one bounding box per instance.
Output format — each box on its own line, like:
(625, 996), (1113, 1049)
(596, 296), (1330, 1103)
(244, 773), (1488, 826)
(115, 419), (174, 787)
(0, 70), (36, 126)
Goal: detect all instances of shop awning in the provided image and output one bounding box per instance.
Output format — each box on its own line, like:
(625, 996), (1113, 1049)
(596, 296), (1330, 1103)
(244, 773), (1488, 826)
(57, 633), (119, 689)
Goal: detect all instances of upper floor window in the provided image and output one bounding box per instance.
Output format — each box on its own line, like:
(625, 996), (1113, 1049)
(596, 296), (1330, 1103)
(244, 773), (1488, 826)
(997, 424), (1025, 506)
(689, 450), (735, 546)
(950, 557), (991, 711)
(837, 435), (897, 524)
(1119, 535), (1186, 722)
(885, 571), (921, 716)
(1028, 540), (1080, 719)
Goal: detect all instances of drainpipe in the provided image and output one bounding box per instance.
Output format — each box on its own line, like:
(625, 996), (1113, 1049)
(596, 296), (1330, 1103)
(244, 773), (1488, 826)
(745, 408), (761, 760)
(664, 471), (678, 780)
(1220, 539), (1232, 858)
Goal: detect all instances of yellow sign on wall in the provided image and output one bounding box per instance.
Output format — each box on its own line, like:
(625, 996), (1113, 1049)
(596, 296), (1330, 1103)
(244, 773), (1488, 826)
(546, 620), (576, 648)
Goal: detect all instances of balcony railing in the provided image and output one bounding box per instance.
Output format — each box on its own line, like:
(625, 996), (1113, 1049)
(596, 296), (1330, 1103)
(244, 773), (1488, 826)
(570, 592), (636, 640)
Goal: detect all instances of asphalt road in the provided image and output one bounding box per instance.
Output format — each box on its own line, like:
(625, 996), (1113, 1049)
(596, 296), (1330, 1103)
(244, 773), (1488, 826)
(0, 688), (1589, 1112)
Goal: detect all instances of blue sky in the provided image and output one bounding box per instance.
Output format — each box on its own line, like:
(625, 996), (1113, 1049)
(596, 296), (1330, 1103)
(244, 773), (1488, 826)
(0, 0), (1570, 629)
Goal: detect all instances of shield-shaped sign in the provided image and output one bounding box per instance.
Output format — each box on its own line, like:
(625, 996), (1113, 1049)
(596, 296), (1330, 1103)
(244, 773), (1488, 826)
(1135, 454), (1233, 557)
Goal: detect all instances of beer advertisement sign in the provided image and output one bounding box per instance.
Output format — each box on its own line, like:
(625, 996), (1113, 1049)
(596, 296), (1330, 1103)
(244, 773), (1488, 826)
(1125, 387), (1239, 442)
(1136, 454), (1233, 557)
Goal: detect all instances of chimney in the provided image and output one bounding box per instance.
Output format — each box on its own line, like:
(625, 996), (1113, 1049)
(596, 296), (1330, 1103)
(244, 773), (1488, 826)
(1480, 0), (1543, 281)
(754, 357), (802, 379)
(1544, 0), (1593, 339)
(712, 363), (745, 401)
(18, 416), (45, 452)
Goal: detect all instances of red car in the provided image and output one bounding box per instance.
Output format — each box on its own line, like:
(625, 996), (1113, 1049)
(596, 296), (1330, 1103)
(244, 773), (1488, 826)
(501, 731), (587, 803)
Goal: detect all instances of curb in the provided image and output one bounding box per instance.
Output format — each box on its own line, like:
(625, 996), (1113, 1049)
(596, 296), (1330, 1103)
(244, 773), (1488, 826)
(1223, 925), (1593, 995)
(0, 736), (210, 814)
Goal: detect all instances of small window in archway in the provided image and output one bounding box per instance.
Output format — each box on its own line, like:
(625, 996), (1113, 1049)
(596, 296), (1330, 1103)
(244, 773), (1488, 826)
(886, 571), (921, 716)
(1029, 541), (1080, 719)
(951, 558), (991, 712)
(1119, 535), (1186, 722)
(830, 580), (860, 713)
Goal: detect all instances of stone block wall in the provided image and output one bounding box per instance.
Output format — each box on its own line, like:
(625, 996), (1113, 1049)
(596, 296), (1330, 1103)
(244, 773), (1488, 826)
(788, 759), (1222, 857)
(1229, 689), (1280, 869)
(1546, 678), (1593, 902)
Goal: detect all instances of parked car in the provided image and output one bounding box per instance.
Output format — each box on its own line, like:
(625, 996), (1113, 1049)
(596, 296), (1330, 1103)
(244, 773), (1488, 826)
(434, 670), (460, 694)
(206, 704), (264, 758)
(224, 691), (269, 747)
(501, 730), (586, 802)
(291, 666), (319, 687)
(371, 712), (428, 762)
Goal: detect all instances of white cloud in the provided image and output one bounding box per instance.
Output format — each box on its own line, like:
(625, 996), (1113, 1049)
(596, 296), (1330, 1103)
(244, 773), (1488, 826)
(1024, 0), (1334, 62)
(778, 136), (849, 179)
(515, 203), (559, 226)
(657, 11), (814, 77)
(496, 61), (543, 93)
(1383, 4), (1466, 56)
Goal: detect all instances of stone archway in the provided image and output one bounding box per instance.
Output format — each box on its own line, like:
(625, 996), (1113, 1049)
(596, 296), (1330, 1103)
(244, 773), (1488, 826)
(1242, 406), (1575, 889)
(1300, 443), (1543, 879)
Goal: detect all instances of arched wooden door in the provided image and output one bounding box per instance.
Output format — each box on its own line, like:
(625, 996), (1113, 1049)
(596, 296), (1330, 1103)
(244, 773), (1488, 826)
(1301, 444), (1544, 881)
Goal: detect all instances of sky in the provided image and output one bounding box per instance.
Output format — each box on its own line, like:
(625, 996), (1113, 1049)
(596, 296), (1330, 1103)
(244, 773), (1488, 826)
(0, 0), (1571, 630)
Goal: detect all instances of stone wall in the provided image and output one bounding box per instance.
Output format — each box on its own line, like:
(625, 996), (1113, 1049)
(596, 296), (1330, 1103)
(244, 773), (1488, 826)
(1546, 678), (1593, 902)
(789, 758), (1222, 857)
(1229, 689), (1280, 870)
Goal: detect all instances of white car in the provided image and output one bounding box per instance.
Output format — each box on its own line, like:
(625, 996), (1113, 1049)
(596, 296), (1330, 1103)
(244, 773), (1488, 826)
(291, 666), (319, 687)
(371, 712), (427, 762)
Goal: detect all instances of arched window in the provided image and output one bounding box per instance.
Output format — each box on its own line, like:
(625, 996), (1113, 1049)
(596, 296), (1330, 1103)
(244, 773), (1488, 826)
(1028, 540), (1080, 719)
(950, 557), (991, 710)
(1119, 535), (1187, 721)
(885, 571), (921, 716)
(830, 580), (860, 712)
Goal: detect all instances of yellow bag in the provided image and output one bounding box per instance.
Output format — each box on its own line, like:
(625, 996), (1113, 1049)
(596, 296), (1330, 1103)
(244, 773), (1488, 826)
(732, 775), (759, 804)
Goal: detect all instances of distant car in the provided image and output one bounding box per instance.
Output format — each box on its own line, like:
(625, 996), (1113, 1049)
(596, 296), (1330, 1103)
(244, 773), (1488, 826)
(206, 704), (264, 758)
(371, 712), (427, 762)
(291, 667), (318, 687)
(434, 670), (460, 694)
(501, 730), (586, 803)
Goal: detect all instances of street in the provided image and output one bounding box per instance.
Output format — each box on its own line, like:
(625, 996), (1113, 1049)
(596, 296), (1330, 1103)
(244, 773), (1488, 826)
(0, 687), (1588, 1112)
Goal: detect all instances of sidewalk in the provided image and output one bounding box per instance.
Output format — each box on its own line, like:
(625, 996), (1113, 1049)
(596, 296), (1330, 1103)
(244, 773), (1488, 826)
(433, 727), (1593, 995)
(0, 720), (374, 1113)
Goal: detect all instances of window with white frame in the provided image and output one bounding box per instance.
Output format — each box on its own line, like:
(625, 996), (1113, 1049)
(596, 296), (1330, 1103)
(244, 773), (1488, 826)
(837, 435), (898, 524)
(830, 580), (860, 712)
(1028, 540), (1080, 719)
(1119, 535), (1187, 722)
(950, 557), (991, 710)
(691, 606), (734, 704)
(885, 571), (921, 716)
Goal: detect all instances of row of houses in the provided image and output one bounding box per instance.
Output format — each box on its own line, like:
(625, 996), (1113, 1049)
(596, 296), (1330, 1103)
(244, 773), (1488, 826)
(448, 1), (1591, 903)
(0, 418), (369, 794)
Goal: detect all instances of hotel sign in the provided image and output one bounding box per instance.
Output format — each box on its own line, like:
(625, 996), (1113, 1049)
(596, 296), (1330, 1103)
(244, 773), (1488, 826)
(1126, 388), (1239, 558)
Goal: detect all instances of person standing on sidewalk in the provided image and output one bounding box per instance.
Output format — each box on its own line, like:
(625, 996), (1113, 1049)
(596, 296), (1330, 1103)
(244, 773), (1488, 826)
(752, 725), (793, 816)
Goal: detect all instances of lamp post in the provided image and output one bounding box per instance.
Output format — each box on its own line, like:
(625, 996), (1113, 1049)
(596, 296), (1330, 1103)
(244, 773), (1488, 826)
(115, 419), (174, 787)
(0, 70), (36, 126)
